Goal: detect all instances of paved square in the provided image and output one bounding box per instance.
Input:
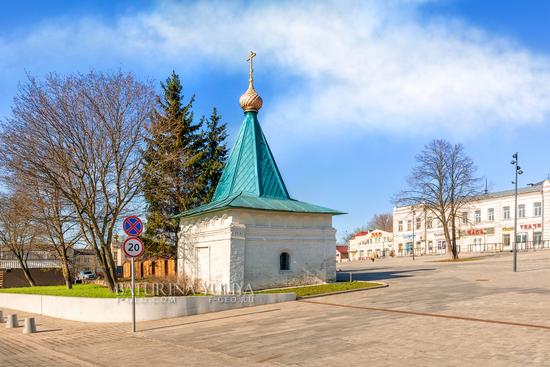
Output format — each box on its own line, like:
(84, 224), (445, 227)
(1, 251), (550, 366)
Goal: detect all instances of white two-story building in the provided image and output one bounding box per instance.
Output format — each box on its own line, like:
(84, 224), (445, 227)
(393, 180), (550, 256)
(349, 229), (394, 260)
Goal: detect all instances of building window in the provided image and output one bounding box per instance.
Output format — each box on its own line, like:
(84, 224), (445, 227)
(407, 220), (412, 231)
(398, 221), (403, 232)
(488, 208), (494, 221)
(503, 206), (510, 220)
(416, 217), (421, 230)
(280, 252), (290, 271)
(427, 217), (433, 229)
(534, 202), (542, 217)
(462, 212), (468, 224)
(534, 232), (542, 245)
(503, 234), (510, 247)
(474, 210), (481, 223)
(518, 204), (525, 218)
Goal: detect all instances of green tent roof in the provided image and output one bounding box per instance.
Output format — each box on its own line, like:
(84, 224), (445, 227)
(176, 111), (344, 219)
(212, 111), (289, 201)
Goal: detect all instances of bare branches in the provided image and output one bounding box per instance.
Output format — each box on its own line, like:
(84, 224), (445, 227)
(367, 213), (393, 232)
(0, 71), (156, 291)
(0, 190), (40, 286)
(394, 139), (482, 259)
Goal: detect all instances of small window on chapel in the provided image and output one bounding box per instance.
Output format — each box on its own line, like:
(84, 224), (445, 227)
(280, 252), (290, 271)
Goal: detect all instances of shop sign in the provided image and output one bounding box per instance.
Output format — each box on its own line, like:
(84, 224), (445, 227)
(519, 223), (542, 230)
(461, 227), (495, 236)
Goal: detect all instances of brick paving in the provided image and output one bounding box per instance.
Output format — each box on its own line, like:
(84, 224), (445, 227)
(1, 251), (550, 366)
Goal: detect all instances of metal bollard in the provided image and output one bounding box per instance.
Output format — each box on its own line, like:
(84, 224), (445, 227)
(5, 314), (17, 328)
(0, 310), (3, 323)
(23, 317), (36, 334)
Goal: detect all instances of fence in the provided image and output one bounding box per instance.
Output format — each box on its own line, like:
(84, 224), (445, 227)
(122, 258), (176, 279)
(0, 250), (62, 269)
(0, 259), (61, 269)
(466, 240), (550, 253)
(402, 240), (550, 257)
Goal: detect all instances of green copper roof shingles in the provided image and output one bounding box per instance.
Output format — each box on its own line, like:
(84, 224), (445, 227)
(176, 111), (343, 218)
(212, 112), (289, 201)
(174, 194), (344, 218)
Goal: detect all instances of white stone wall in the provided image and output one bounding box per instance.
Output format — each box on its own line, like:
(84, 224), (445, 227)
(178, 209), (337, 291)
(0, 292), (296, 323)
(178, 214), (234, 292)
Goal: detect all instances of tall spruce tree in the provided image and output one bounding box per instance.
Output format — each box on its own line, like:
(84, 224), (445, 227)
(198, 108), (228, 203)
(142, 72), (205, 256)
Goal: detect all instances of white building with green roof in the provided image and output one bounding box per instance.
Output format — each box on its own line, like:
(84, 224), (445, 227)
(176, 53), (343, 291)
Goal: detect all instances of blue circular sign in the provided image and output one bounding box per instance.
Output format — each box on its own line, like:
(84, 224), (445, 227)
(123, 216), (143, 236)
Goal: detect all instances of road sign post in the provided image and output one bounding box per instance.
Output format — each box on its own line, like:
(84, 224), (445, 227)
(131, 257), (135, 333)
(122, 221), (145, 334)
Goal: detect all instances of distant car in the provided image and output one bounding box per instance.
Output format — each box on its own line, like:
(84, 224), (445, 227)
(78, 271), (97, 281)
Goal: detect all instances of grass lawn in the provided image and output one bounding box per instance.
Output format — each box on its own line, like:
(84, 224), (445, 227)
(257, 281), (382, 298)
(0, 284), (137, 298)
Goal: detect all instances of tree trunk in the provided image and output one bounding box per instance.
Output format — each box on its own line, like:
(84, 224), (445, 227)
(99, 245), (118, 292)
(13, 253), (36, 286)
(441, 215), (453, 259)
(451, 214), (459, 260)
(60, 247), (73, 289)
(92, 245), (117, 292)
(18, 261), (36, 287)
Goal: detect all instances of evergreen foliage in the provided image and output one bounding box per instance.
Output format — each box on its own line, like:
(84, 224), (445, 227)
(142, 72), (227, 256)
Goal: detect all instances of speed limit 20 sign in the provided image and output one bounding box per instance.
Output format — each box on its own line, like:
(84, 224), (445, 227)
(123, 237), (145, 258)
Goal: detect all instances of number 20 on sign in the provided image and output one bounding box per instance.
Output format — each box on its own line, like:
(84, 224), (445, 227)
(123, 237), (144, 258)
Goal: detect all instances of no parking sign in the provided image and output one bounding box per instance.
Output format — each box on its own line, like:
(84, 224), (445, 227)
(123, 216), (143, 236)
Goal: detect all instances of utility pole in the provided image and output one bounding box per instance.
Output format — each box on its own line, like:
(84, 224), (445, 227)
(412, 207), (416, 260)
(511, 152), (523, 272)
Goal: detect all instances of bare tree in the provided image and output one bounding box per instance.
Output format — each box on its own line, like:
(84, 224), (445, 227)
(31, 181), (81, 289)
(0, 71), (155, 291)
(0, 191), (40, 286)
(341, 226), (369, 244)
(394, 139), (481, 259)
(368, 213), (393, 232)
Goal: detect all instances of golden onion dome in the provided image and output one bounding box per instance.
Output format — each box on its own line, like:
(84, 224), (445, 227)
(239, 83), (263, 112)
(239, 51), (263, 112)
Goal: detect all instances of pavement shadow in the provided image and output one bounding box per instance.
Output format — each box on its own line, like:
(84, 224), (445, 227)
(336, 268), (437, 282)
(36, 328), (63, 334)
(138, 308), (281, 333)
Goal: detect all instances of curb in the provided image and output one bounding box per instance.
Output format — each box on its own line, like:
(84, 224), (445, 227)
(298, 282), (389, 300)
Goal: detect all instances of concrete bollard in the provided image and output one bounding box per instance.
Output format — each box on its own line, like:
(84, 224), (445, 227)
(23, 317), (36, 334)
(0, 310), (3, 323)
(5, 314), (18, 328)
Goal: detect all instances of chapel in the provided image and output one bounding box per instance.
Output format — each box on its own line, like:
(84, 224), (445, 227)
(176, 52), (343, 291)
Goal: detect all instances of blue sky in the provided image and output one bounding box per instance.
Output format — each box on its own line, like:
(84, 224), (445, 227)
(1, 0), (550, 240)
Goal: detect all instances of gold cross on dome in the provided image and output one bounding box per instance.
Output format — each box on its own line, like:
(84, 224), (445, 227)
(247, 51), (256, 84)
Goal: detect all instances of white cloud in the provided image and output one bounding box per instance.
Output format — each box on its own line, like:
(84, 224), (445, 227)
(2, 0), (550, 138)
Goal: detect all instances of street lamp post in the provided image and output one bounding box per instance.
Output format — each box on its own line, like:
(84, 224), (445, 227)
(511, 152), (523, 272)
(412, 208), (416, 261)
